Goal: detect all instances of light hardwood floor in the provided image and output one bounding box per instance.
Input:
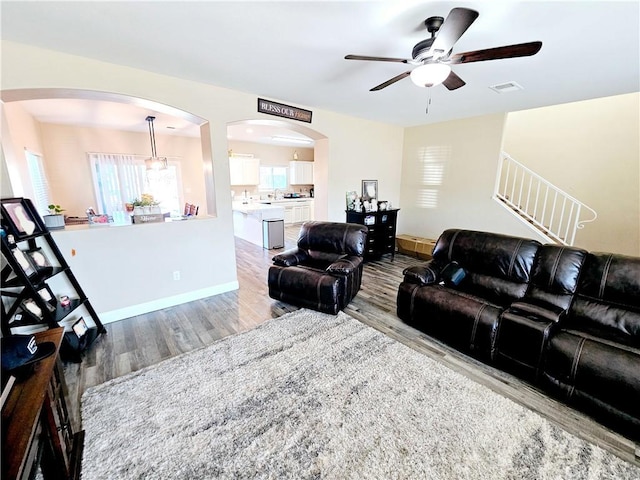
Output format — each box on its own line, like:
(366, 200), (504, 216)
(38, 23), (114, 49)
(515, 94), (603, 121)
(63, 226), (640, 467)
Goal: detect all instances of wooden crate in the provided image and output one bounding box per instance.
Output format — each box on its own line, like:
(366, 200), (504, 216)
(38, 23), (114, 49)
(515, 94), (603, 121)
(396, 234), (437, 260)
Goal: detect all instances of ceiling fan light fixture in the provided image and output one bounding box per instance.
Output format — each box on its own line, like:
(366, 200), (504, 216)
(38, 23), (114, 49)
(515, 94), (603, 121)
(410, 64), (452, 87)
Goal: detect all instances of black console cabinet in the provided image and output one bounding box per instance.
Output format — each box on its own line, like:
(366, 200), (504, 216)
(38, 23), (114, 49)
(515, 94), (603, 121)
(346, 209), (399, 261)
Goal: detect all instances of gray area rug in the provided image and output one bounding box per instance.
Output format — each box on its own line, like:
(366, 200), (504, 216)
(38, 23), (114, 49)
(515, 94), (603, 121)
(81, 309), (639, 479)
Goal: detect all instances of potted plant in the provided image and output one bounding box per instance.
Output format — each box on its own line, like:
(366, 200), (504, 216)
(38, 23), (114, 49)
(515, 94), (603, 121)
(43, 204), (65, 230)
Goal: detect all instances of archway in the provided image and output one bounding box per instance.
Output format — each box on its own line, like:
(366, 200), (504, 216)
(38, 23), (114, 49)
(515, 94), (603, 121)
(1, 88), (216, 216)
(226, 118), (329, 220)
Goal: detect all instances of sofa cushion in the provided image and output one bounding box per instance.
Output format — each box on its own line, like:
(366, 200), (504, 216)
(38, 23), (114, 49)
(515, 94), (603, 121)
(397, 282), (503, 360)
(431, 229), (541, 305)
(526, 245), (587, 311)
(568, 252), (640, 343)
(297, 221), (367, 256)
(542, 330), (640, 439)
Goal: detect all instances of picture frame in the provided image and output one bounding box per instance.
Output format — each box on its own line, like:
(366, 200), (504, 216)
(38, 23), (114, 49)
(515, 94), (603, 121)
(72, 317), (89, 339)
(26, 248), (53, 274)
(13, 248), (37, 278)
(345, 191), (358, 211)
(37, 284), (57, 312)
(21, 298), (44, 320)
(362, 180), (378, 202)
(1, 198), (41, 238)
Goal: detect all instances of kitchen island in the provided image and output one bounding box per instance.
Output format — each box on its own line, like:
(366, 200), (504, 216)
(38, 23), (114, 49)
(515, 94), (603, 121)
(232, 202), (285, 248)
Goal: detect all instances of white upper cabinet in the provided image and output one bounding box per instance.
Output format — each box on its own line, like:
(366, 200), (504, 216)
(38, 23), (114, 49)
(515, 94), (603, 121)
(289, 161), (314, 185)
(230, 157), (260, 185)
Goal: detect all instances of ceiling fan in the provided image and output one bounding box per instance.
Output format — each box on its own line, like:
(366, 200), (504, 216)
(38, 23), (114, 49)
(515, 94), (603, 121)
(345, 7), (542, 92)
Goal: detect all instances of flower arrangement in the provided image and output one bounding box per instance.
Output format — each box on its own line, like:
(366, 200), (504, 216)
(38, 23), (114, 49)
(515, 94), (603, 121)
(130, 194), (159, 207)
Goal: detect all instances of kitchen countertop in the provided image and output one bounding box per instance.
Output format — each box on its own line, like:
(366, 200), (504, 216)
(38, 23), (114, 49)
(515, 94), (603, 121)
(259, 198), (314, 204)
(232, 202), (285, 220)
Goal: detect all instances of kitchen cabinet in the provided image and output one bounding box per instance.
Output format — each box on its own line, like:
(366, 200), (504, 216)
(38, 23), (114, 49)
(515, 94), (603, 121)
(289, 161), (314, 185)
(230, 157), (260, 185)
(282, 200), (314, 225)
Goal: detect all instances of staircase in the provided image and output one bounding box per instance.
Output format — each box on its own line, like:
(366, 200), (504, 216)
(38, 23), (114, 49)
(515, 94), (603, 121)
(493, 152), (597, 246)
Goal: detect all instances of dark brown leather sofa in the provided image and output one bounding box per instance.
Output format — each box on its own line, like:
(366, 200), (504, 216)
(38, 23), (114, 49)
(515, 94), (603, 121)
(397, 229), (640, 439)
(268, 221), (368, 315)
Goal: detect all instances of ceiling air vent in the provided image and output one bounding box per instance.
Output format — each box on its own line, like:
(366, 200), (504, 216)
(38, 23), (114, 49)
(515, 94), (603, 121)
(489, 81), (523, 93)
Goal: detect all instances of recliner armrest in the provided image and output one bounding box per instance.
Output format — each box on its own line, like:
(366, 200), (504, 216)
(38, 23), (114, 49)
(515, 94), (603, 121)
(508, 300), (567, 323)
(402, 260), (442, 285)
(272, 248), (310, 267)
(326, 255), (363, 275)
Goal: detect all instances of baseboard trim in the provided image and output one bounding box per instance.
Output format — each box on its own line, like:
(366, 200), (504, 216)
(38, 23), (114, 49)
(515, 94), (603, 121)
(97, 281), (240, 325)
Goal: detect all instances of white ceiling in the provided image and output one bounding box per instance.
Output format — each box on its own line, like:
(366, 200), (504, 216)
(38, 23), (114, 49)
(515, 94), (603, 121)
(2, 1), (639, 132)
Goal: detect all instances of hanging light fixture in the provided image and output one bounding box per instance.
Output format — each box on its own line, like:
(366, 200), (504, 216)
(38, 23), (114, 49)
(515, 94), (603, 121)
(145, 116), (168, 170)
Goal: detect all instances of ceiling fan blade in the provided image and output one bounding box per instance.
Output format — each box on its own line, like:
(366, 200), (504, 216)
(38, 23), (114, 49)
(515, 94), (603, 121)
(429, 8), (479, 58)
(370, 71), (411, 91)
(345, 54), (409, 63)
(447, 41), (542, 64)
(442, 71), (466, 90)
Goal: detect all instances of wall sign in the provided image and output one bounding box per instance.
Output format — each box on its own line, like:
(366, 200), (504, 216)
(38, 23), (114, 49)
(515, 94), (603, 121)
(257, 98), (312, 123)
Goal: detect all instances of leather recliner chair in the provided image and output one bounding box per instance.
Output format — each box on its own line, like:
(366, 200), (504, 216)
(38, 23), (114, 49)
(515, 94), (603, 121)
(268, 221), (368, 315)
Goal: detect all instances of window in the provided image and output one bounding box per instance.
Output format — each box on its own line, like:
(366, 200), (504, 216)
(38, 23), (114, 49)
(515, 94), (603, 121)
(25, 150), (51, 215)
(259, 166), (287, 191)
(89, 153), (182, 216)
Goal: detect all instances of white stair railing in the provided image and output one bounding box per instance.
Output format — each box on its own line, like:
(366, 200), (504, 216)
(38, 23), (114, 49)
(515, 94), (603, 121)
(494, 152), (597, 246)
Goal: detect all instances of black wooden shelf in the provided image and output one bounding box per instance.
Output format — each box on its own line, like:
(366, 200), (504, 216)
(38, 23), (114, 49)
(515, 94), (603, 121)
(346, 208), (400, 261)
(1, 197), (105, 361)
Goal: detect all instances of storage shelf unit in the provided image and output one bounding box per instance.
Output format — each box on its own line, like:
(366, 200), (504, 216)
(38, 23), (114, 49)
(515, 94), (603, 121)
(346, 209), (399, 261)
(1, 197), (105, 361)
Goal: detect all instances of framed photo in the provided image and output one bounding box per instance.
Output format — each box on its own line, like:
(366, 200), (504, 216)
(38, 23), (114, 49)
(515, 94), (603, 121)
(362, 180), (378, 202)
(21, 298), (44, 320)
(37, 285), (57, 312)
(13, 248), (37, 278)
(26, 248), (53, 274)
(1, 198), (41, 238)
(72, 317), (89, 339)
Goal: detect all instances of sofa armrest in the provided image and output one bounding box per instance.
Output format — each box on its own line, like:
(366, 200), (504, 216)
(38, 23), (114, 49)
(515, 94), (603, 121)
(272, 248), (309, 267)
(402, 260), (442, 285)
(508, 300), (567, 323)
(326, 255), (363, 275)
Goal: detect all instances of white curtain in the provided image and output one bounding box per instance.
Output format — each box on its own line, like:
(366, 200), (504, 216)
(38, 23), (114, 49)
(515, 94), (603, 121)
(25, 150), (51, 215)
(89, 153), (145, 215)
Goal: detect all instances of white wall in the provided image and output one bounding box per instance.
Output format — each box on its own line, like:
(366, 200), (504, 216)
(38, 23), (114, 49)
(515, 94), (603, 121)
(503, 93), (640, 255)
(1, 41), (404, 319)
(1, 101), (45, 200)
(399, 113), (540, 242)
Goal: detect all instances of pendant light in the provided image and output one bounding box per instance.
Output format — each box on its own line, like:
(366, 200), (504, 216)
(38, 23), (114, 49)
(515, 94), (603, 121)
(145, 116), (168, 170)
